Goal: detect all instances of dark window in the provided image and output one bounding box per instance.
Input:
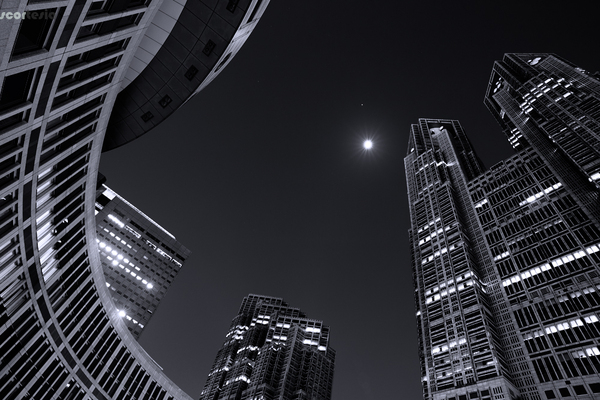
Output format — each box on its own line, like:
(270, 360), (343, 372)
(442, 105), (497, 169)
(544, 390), (556, 399)
(558, 388), (571, 397)
(0, 68), (37, 111)
(590, 383), (600, 393)
(203, 40), (216, 56)
(65, 38), (128, 70)
(11, 9), (61, 57)
(77, 14), (140, 40)
(0, 110), (28, 131)
(184, 65), (198, 80)
(52, 72), (114, 108)
(573, 385), (587, 395)
(141, 112), (154, 122)
(226, 0), (239, 12)
(87, 0), (146, 16)
(158, 95), (171, 108)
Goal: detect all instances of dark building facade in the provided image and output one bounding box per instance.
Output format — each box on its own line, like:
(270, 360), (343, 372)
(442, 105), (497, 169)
(95, 183), (190, 340)
(199, 294), (335, 400)
(0, 0), (270, 398)
(407, 55), (600, 400)
(104, 0), (270, 151)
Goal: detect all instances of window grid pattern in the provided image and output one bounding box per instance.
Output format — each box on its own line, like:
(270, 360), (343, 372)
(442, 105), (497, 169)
(471, 146), (600, 399)
(0, 0), (195, 398)
(405, 119), (519, 400)
(94, 188), (190, 340)
(199, 294), (335, 400)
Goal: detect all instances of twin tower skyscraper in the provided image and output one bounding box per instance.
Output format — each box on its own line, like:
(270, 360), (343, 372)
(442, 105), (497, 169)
(406, 54), (600, 400)
(2, 0), (599, 397)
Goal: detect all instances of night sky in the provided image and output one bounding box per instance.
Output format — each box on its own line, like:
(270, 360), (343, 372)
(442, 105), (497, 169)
(99, 1), (600, 399)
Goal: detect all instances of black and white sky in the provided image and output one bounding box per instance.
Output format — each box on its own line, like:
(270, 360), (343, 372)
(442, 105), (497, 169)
(100, 1), (600, 399)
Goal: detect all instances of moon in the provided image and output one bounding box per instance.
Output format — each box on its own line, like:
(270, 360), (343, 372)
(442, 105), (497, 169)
(363, 140), (373, 150)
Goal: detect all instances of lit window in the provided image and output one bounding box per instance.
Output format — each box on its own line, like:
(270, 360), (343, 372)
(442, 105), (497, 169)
(108, 214), (125, 228)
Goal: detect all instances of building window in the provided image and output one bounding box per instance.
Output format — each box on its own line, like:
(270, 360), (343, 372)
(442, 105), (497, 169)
(52, 72), (115, 108)
(203, 40), (216, 56)
(77, 13), (142, 40)
(64, 38), (128, 70)
(226, 0), (239, 12)
(0, 68), (38, 112)
(573, 385), (587, 395)
(141, 112), (153, 122)
(11, 8), (62, 58)
(185, 65), (198, 81)
(86, 0), (148, 16)
(158, 95), (171, 108)
(558, 388), (571, 397)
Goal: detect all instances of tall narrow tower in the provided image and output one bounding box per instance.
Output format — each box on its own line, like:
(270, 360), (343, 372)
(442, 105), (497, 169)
(199, 294), (335, 400)
(405, 119), (518, 400)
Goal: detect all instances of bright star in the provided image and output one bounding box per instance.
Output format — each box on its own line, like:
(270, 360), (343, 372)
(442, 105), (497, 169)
(363, 140), (373, 150)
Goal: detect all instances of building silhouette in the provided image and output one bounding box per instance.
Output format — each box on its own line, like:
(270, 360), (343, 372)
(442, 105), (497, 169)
(199, 294), (335, 400)
(407, 55), (600, 400)
(0, 0), (270, 398)
(95, 181), (190, 340)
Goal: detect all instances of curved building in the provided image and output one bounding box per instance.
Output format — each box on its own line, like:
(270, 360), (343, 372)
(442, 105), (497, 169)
(0, 0), (268, 398)
(103, 0), (269, 151)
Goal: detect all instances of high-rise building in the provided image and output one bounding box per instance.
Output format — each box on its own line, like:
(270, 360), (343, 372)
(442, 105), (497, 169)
(406, 119), (519, 400)
(95, 181), (190, 340)
(484, 53), (600, 222)
(199, 294), (336, 400)
(407, 54), (600, 400)
(0, 0), (270, 398)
